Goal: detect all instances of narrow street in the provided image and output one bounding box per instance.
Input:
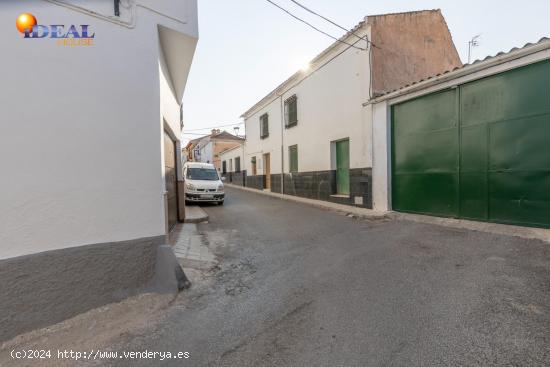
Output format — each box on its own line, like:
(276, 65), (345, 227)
(107, 187), (549, 367)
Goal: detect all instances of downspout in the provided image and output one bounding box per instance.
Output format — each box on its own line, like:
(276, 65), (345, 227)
(280, 95), (285, 195)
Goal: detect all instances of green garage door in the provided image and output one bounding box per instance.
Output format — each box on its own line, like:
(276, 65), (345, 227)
(392, 59), (550, 228)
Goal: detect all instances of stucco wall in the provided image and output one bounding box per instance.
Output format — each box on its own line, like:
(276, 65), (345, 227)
(243, 25), (373, 177)
(369, 10), (462, 96)
(219, 145), (245, 173)
(0, 0), (197, 260)
(213, 140), (243, 171)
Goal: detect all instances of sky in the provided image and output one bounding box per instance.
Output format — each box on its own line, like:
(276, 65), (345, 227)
(182, 0), (550, 142)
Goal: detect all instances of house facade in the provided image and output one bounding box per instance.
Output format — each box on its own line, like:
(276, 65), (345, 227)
(220, 144), (246, 186)
(369, 38), (550, 229)
(223, 10), (461, 208)
(184, 129), (244, 172)
(0, 0), (197, 341)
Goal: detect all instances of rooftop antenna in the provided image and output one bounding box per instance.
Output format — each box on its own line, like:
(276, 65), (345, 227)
(468, 35), (481, 64)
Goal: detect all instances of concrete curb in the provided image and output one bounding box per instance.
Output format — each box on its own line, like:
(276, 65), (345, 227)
(184, 205), (209, 223)
(225, 183), (389, 220)
(392, 212), (550, 244)
(226, 184), (550, 244)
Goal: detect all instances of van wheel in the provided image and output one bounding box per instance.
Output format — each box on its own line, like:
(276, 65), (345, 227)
(218, 201), (224, 206)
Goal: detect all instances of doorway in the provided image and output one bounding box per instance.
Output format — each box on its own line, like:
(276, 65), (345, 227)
(335, 139), (350, 196)
(164, 131), (178, 231)
(263, 153), (271, 190)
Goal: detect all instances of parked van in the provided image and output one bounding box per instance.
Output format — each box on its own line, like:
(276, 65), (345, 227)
(183, 162), (225, 205)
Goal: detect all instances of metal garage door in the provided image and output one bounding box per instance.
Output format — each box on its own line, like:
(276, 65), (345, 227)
(392, 59), (550, 228)
(164, 131), (178, 231)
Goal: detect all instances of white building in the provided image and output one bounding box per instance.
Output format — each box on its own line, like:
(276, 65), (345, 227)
(369, 38), (550, 229)
(0, 0), (197, 341)
(184, 129), (244, 172)
(223, 10), (461, 208)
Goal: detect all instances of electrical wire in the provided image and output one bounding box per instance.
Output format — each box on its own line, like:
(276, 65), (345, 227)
(265, 0), (366, 51)
(289, 0), (376, 48)
(184, 122), (245, 132)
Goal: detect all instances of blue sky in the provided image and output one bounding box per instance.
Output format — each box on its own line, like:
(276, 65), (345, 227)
(182, 0), (550, 141)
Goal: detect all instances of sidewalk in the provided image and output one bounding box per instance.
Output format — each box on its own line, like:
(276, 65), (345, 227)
(184, 205), (209, 223)
(226, 184), (550, 244)
(170, 223), (217, 270)
(225, 183), (389, 220)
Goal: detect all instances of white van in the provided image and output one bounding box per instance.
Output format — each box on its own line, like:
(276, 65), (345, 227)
(183, 162), (225, 205)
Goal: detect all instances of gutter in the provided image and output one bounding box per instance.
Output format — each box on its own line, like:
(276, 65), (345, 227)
(363, 39), (550, 106)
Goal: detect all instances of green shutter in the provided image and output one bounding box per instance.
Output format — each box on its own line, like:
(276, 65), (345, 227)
(285, 95), (298, 127)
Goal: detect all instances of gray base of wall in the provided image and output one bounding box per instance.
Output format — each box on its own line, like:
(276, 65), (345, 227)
(246, 175), (265, 190)
(231, 168), (372, 208)
(0, 235), (185, 342)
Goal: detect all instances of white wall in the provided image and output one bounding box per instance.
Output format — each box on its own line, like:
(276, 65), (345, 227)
(219, 146), (245, 173)
(243, 26), (372, 176)
(369, 45), (550, 213)
(197, 140), (213, 164)
(371, 101), (391, 212)
(244, 98), (283, 175)
(0, 0), (197, 259)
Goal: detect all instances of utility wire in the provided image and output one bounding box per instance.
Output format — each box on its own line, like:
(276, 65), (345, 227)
(265, 0), (366, 51)
(184, 122), (245, 132)
(289, 0), (376, 48)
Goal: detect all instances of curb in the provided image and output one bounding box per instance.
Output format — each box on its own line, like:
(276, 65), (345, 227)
(184, 206), (209, 223)
(225, 183), (389, 220)
(225, 184), (550, 244)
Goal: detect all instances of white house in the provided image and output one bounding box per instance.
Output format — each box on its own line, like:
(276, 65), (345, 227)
(219, 144), (246, 185)
(0, 0), (197, 341)
(184, 129), (244, 172)
(223, 10), (461, 208)
(368, 37), (550, 229)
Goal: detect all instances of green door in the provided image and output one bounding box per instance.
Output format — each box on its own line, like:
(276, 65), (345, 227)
(336, 140), (350, 195)
(392, 59), (550, 228)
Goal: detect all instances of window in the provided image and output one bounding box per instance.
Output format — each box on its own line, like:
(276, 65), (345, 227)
(186, 167), (219, 181)
(288, 145), (298, 173)
(284, 95), (298, 128)
(222, 161), (227, 174)
(260, 113), (269, 139)
(235, 157), (241, 172)
(251, 156), (257, 175)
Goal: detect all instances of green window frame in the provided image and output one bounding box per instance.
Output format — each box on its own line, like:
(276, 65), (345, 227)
(260, 113), (269, 139)
(284, 95), (298, 128)
(288, 144), (298, 173)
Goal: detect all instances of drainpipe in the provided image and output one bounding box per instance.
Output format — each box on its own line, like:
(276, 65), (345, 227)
(280, 95), (285, 195)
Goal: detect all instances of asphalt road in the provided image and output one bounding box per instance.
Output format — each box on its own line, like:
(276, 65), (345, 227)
(111, 187), (550, 366)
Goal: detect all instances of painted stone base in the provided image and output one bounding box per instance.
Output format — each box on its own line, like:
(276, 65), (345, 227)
(245, 175), (265, 190)
(0, 235), (183, 342)
(227, 168), (372, 208)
